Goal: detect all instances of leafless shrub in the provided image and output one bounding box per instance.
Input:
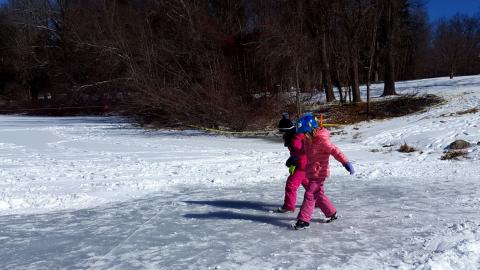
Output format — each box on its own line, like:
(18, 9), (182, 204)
(398, 142), (415, 153)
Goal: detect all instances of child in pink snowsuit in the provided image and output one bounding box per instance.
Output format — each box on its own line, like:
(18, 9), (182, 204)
(277, 113), (308, 213)
(294, 113), (354, 230)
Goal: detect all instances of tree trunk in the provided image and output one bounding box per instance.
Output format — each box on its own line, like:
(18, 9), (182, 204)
(295, 62), (302, 116)
(383, 47), (396, 95)
(333, 71), (344, 104)
(350, 55), (362, 103)
(449, 63), (455, 79)
(374, 41), (381, 82)
(381, 0), (397, 96)
(321, 33), (335, 102)
(348, 85), (352, 103)
(367, 13), (378, 117)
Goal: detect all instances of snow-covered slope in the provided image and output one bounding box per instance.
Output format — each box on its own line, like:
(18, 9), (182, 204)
(1, 75), (479, 269)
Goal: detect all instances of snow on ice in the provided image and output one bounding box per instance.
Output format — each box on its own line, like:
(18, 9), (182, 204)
(1, 75), (480, 269)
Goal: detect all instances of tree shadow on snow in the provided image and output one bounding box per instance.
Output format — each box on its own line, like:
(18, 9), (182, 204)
(184, 211), (293, 228)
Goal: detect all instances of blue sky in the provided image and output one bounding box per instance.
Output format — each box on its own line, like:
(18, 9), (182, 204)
(426, 0), (480, 21)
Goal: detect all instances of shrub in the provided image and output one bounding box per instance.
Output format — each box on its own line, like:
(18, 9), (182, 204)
(398, 143), (415, 153)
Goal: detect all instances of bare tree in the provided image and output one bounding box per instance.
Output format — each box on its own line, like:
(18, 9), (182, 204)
(433, 14), (480, 79)
(337, 0), (377, 103)
(304, 0), (336, 102)
(1, 0), (477, 129)
(379, 0), (399, 96)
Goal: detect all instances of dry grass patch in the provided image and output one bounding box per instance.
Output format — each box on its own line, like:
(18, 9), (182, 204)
(440, 107), (479, 117)
(457, 108), (479, 115)
(441, 151), (468, 160)
(312, 94), (444, 125)
(398, 143), (416, 153)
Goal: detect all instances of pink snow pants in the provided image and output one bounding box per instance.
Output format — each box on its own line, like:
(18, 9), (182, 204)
(297, 179), (336, 223)
(282, 171), (309, 211)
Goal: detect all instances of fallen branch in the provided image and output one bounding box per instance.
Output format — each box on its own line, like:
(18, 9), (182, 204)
(73, 77), (133, 92)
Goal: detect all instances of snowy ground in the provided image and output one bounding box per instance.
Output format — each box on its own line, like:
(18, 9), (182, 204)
(1, 75), (480, 269)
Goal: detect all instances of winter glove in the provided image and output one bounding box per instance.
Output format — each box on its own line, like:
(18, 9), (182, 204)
(285, 156), (296, 167)
(289, 165), (296, 175)
(344, 162), (355, 175)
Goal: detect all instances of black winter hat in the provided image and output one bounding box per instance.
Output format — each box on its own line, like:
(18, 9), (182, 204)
(278, 112), (295, 132)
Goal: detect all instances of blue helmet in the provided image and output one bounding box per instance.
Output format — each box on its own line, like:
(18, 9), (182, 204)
(296, 113), (319, 134)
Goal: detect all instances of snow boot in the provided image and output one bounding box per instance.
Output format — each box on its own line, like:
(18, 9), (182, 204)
(274, 207), (293, 213)
(293, 220), (310, 230)
(324, 212), (338, 223)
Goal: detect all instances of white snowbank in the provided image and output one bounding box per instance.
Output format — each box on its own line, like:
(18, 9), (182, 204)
(1, 75), (480, 269)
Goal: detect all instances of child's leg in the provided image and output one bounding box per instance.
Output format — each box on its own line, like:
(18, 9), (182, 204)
(282, 171), (306, 211)
(297, 180), (323, 223)
(301, 176), (309, 189)
(315, 181), (336, 217)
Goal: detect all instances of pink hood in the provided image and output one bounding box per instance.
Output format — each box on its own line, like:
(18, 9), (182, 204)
(304, 128), (349, 179)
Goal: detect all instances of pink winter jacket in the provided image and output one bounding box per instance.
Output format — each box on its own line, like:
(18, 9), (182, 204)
(304, 128), (349, 180)
(289, 133), (307, 171)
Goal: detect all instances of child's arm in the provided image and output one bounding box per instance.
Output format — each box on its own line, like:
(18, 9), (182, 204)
(329, 144), (349, 165)
(329, 143), (355, 175)
(290, 136), (304, 157)
(287, 135), (304, 165)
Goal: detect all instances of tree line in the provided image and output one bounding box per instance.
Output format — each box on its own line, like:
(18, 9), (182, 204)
(0, 0), (479, 129)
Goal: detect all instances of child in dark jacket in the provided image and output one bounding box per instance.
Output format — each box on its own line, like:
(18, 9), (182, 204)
(276, 113), (309, 213)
